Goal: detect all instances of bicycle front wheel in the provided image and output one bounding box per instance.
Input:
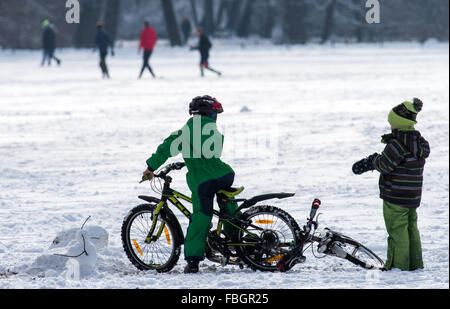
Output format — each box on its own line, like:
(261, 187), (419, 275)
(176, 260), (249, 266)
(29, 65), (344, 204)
(121, 204), (182, 272)
(326, 229), (384, 270)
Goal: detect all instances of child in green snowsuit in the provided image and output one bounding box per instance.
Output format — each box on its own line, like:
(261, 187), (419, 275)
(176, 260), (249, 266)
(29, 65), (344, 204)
(142, 96), (238, 273)
(352, 98), (430, 271)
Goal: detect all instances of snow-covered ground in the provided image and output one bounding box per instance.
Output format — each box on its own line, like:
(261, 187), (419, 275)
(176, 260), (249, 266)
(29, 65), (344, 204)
(0, 39), (448, 289)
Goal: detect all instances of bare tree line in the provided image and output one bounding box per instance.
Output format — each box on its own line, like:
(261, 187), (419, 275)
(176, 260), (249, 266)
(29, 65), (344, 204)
(0, 0), (448, 49)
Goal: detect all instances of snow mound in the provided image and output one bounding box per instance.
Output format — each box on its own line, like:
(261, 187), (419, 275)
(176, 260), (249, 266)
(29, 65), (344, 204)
(240, 105), (251, 112)
(26, 225), (109, 279)
(50, 226), (108, 251)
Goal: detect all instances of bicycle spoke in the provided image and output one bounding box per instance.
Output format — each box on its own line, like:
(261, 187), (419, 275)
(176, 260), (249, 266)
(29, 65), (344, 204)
(237, 206), (301, 271)
(127, 210), (175, 267)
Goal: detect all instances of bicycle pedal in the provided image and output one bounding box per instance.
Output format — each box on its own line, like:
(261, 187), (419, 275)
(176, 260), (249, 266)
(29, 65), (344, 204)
(276, 255), (306, 272)
(276, 259), (288, 272)
(228, 257), (242, 265)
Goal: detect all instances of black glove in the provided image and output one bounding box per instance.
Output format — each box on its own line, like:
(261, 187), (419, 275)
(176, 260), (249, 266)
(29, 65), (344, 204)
(381, 133), (394, 143)
(352, 153), (378, 175)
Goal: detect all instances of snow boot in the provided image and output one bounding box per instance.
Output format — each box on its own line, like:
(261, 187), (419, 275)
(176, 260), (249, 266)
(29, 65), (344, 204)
(184, 259), (199, 274)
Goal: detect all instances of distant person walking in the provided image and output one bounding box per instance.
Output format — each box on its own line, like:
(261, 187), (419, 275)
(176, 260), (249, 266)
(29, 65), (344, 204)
(95, 22), (114, 79)
(190, 28), (221, 77)
(180, 17), (192, 45)
(138, 20), (157, 79)
(41, 19), (61, 66)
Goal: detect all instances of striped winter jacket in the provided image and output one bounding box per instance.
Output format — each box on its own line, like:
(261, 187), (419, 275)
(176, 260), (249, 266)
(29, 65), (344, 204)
(373, 129), (430, 208)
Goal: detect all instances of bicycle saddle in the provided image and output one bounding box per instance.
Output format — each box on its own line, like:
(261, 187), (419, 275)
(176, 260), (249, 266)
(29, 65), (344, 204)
(217, 186), (245, 198)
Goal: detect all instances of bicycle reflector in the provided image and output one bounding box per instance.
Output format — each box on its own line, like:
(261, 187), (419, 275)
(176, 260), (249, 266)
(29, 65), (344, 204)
(255, 220), (275, 224)
(266, 254), (284, 263)
(132, 238), (143, 256)
(164, 226), (171, 245)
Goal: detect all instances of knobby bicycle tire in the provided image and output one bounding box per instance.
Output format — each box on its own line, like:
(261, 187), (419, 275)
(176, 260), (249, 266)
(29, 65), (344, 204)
(328, 230), (384, 269)
(121, 203), (182, 272)
(237, 205), (303, 272)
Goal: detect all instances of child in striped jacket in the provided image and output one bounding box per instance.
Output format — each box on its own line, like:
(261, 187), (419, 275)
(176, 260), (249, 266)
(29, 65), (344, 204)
(352, 98), (430, 271)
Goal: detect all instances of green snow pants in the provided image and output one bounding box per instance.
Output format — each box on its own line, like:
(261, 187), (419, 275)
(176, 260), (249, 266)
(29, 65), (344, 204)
(382, 200), (424, 271)
(184, 172), (239, 261)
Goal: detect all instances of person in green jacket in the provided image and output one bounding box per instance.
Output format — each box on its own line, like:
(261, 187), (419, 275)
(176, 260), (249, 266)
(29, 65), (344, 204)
(142, 95), (238, 273)
(352, 98), (430, 271)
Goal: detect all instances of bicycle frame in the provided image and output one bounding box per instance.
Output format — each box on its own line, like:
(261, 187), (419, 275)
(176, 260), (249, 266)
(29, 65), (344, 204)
(137, 161), (298, 269)
(141, 176), (261, 247)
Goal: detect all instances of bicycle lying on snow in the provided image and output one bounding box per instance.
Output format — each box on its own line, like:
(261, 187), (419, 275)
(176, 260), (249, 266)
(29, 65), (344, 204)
(121, 162), (384, 273)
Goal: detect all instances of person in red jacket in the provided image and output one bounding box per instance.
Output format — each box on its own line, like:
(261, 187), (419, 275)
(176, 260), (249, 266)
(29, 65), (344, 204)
(138, 20), (157, 79)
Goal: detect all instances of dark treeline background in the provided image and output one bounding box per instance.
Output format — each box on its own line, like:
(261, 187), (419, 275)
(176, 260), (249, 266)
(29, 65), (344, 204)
(0, 0), (448, 49)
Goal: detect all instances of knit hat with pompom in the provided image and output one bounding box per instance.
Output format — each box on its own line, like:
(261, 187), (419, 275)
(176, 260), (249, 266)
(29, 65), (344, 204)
(388, 98), (423, 130)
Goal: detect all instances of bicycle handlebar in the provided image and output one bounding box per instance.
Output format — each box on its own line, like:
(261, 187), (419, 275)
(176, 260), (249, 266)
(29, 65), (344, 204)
(140, 162), (186, 183)
(157, 162), (186, 177)
(309, 198), (321, 220)
(303, 198), (321, 234)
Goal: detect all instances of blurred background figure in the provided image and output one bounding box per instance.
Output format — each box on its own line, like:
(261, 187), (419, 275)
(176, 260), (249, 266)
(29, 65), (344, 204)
(1, 0), (447, 50)
(95, 22), (114, 79)
(191, 27), (221, 77)
(41, 19), (61, 66)
(138, 20), (157, 79)
(180, 17), (192, 45)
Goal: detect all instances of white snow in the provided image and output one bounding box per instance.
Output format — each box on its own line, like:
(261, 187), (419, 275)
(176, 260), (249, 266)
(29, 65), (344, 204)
(17, 224), (108, 280)
(0, 39), (448, 289)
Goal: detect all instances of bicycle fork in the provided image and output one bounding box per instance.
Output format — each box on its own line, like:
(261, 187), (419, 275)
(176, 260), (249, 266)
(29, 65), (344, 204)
(145, 201), (166, 243)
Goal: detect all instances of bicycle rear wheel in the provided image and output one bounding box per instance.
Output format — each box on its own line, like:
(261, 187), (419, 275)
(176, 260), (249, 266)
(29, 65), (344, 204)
(236, 205), (302, 272)
(325, 229), (384, 270)
(121, 204), (182, 272)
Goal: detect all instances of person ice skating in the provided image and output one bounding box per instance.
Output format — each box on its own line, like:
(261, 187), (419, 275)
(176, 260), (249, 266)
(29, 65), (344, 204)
(180, 17), (192, 45)
(41, 19), (61, 66)
(138, 20), (157, 79)
(142, 95), (238, 273)
(352, 98), (430, 271)
(95, 22), (114, 79)
(190, 28), (221, 77)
